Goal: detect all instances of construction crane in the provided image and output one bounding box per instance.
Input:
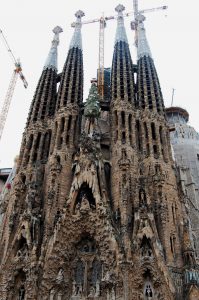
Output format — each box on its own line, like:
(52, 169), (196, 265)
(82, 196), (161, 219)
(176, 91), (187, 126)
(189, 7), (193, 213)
(0, 29), (28, 141)
(131, 0), (168, 46)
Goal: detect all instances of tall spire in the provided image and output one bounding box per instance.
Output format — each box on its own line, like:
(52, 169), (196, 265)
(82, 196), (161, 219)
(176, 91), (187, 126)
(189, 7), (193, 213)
(44, 26), (63, 71)
(136, 16), (164, 113)
(56, 10), (84, 109)
(69, 10), (84, 50)
(111, 4), (135, 104)
(114, 4), (128, 44)
(27, 26), (62, 125)
(137, 14), (152, 60)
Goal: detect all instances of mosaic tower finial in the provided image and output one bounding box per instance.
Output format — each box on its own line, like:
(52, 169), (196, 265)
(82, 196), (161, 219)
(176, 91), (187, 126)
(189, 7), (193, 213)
(69, 10), (85, 50)
(44, 26), (63, 71)
(114, 4), (128, 44)
(137, 14), (152, 59)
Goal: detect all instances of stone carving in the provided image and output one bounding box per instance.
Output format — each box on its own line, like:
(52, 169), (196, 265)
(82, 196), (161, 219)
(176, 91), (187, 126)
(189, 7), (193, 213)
(56, 268), (64, 285)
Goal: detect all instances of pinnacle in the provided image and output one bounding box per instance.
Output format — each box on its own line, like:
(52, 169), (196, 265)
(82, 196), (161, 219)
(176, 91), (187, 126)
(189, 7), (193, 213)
(115, 4), (125, 13)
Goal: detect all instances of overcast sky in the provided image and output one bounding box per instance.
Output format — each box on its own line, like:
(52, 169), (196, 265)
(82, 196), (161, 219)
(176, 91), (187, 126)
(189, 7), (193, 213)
(0, 0), (199, 168)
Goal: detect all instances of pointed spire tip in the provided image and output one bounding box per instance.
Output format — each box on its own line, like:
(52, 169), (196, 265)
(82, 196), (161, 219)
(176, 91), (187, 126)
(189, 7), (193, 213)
(44, 26), (63, 71)
(69, 10), (85, 50)
(114, 3), (128, 44)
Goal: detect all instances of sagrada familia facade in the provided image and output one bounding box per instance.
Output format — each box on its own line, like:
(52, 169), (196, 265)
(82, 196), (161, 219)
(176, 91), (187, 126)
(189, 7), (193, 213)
(0, 4), (199, 300)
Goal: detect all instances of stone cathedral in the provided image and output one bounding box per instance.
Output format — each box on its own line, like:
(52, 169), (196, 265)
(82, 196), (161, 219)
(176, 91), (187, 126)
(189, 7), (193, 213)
(0, 4), (199, 300)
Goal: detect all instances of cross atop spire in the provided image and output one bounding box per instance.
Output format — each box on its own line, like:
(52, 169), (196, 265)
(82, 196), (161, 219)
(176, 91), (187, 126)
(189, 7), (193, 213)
(44, 26), (63, 71)
(137, 14), (152, 59)
(114, 4), (128, 44)
(69, 10), (85, 50)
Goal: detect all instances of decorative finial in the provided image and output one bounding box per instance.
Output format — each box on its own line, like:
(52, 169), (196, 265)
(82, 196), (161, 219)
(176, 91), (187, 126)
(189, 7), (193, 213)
(44, 26), (63, 71)
(137, 16), (152, 60)
(69, 10), (85, 50)
(115, 4), (125, 13)
(53, 26), (63, 35)
(75, 10), (85, 19)
(114, 4), (128, 44)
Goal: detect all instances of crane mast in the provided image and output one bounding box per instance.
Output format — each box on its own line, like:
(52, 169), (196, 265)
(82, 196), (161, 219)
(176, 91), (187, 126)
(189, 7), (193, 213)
(131, 1), (168, 47)
(0, 71), (18, 140)
(0, 29), (28, 141)
(98, 17), (106, 99)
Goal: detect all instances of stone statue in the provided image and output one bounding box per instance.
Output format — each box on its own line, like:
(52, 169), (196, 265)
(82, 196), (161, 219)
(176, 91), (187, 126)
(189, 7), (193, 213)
(19, 286), (25, 300)
(145, 284), (153, 299)
(56, 268), (64, 284)
(80, 194), (90, 213)
(95, 279), (100, 297)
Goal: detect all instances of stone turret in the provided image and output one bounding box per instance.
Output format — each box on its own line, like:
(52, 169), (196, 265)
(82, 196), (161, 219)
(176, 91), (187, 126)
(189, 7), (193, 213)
(17, 27), (63, 171)
(56, 10), (84, 109)
(111, 4), (135, 105)
(137, 14), (164, 113)
(27, 26), (63, 125)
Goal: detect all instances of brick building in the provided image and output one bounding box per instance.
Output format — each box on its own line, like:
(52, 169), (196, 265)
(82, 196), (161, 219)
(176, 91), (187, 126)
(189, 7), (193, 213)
(0, 5), (199, 300)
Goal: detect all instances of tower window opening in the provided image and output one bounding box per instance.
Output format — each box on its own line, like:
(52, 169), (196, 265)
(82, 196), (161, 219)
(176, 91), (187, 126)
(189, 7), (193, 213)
(128, 115), (132, 133)
(121, 111), (125, 127)
(136, 120), (142, 152)
(42, 130), (51, 160)
(151, 123), (156, 140)
(170, 236), (173, 253)
(24, 134), (33, 165)
(67, 115), (72, 131)
(153, 145), (158, 158)
(122, 132), (126, 144)
(32, 132), (41, 163)
(114, 111), (118, 126)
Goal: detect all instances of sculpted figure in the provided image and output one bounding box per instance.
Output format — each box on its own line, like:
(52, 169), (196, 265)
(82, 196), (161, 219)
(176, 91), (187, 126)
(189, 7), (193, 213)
(80, 194), (90, 213)
(56, 268), (64, 284)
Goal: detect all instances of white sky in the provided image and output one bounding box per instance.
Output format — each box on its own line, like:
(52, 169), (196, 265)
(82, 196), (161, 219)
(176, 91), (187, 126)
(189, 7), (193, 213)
(0, 0), (199, 168)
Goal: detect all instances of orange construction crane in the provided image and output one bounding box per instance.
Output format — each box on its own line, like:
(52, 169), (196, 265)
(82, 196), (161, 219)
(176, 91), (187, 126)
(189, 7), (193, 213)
(0, 29), (28, 141)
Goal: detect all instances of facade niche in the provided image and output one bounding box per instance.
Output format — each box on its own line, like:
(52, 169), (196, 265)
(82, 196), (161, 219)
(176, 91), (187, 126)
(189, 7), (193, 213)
(140, 236), (153, 258)
(73, 259), (85, 296)
(13, 269), (26, 300)
(139, 189), (147, 207)
(14, 230), (28, 258)
(122, 132), (126, 144)
(74, 183), (96, 213)
(143, 269), (154, 300)
(76, 236), (96, 253)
